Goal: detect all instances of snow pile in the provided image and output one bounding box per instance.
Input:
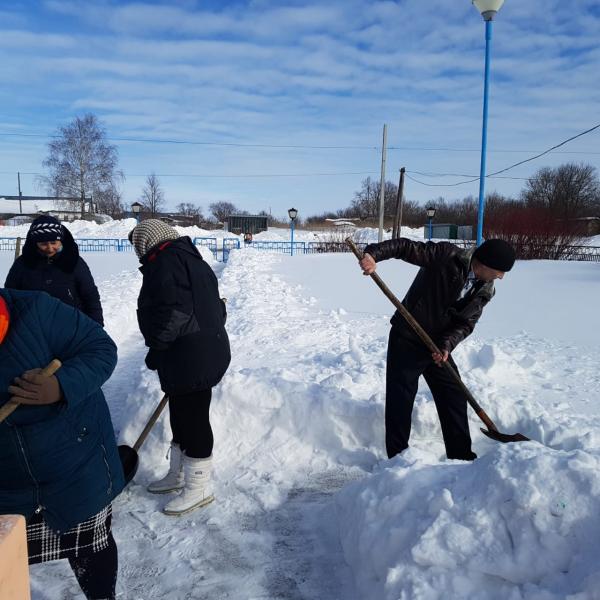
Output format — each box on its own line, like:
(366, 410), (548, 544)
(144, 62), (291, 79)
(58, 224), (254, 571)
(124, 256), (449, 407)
(0, 218), (239, 241)
(336, 443), (600, 600)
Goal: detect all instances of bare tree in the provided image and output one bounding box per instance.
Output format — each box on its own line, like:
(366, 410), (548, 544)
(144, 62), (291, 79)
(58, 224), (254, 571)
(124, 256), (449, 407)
(140, 173), (165, 217)
(176, 202), (204, 224)
(522, 163), (600, 220)
(209, 201), (238, 222)
(41, 114), (123, 217)
(95, 183), (125, 218)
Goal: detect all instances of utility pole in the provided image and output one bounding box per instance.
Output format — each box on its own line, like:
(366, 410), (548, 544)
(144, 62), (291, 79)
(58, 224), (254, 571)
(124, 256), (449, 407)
(378, 124), (388, 242)
(17, 172), (23, 214)
(393, 167), (406, 239)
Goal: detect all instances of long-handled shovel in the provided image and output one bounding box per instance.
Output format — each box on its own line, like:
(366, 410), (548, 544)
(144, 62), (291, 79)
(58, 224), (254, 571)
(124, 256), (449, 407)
(118, 394), (169, 485)
(346, 238), (529, 443)
(0, 359), (63, 423)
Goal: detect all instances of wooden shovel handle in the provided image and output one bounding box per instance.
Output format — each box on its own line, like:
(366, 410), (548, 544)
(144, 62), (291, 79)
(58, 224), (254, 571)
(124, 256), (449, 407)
(0, 359), (62, 424)
(346, 238), (500, 434)
(133, 394), (170, 452)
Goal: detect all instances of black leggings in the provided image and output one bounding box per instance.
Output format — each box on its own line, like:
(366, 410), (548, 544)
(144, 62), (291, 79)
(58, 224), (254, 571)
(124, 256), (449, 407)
(68, 533), (118, 600)
(169, 389), (213, 458)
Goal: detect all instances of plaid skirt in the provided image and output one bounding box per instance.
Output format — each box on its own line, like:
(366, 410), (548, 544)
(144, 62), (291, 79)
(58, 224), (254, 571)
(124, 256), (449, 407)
(26, 504), (112, 564)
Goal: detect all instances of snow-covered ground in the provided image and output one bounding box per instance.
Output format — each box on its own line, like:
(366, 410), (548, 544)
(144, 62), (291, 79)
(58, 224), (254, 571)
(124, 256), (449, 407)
(1, 224), (600, 599)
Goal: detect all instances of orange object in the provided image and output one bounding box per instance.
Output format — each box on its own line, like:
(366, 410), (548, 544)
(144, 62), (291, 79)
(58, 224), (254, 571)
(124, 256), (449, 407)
(0, 295), (9, 345)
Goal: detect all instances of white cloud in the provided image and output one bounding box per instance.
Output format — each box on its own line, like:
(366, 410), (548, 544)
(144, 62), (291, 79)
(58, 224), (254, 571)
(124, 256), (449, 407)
(0, 0), (598, 212)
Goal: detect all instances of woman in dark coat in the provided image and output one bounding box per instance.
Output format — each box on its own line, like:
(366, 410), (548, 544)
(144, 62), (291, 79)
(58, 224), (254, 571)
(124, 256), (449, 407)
(0, 287), (124, 599)
(5, 215), (104, 325)
(130, 219), (230, 516)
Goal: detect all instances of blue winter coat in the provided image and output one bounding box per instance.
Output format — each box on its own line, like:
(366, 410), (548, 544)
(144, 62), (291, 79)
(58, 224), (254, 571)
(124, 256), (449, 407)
(0, 289), (124, 533)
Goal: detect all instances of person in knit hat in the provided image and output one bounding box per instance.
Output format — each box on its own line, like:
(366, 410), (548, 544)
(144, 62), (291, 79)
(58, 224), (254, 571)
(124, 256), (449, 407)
(4, 215), (104, 325)
(130, 219), (230, 516)
(356, 236), (515, 462)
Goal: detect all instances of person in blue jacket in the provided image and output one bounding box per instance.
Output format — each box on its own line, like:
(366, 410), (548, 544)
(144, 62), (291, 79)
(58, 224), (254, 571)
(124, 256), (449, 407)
(0, 287), (124, 600)
(5, 214), (104, 325)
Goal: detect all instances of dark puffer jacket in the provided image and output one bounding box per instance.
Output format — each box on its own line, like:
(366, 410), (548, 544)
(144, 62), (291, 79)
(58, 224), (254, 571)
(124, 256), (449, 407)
(4, 226), (103, 325)
(364, 238), (495, 352)
(137, 236), (230, 395)
(0, 289), (124, 533)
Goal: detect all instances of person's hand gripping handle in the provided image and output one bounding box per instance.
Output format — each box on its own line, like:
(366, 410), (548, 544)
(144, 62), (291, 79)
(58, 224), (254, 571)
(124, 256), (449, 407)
(0, 359), (62, 423)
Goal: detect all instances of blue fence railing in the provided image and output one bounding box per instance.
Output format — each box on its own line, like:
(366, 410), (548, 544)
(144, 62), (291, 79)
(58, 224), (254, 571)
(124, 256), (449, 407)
(192, 237), (241, 262)
(76, 238), (133, 252)
(0, 238), (19, 251)
(246, 241), (307, 254)
(4, 236), (598, 262)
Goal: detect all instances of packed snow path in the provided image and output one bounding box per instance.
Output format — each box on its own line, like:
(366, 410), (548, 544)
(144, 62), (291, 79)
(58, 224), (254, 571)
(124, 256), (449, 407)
(30, 249), (374, 599)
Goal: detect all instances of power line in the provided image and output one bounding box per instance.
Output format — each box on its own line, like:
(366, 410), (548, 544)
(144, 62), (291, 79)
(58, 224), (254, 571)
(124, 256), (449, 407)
(0, 170), (378, 179)
(405, 123), (600, 188)
(408, 170), (528, 181)
(488, 123), (600, 177)
(0, 131), (599, 155)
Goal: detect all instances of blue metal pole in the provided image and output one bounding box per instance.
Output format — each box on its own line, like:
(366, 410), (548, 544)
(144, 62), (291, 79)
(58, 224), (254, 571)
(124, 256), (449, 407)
(428, 218), (432, 240)
(290, 220), (295, 256)
(476, 19), (493, 247)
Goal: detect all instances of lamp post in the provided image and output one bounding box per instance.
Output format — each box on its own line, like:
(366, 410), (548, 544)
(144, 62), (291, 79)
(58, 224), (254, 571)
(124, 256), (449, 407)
(472, 0), (505, 246)
(426, 207), (436, 241)
(131, 202), (142, 224)
(288, 208), (298, 256)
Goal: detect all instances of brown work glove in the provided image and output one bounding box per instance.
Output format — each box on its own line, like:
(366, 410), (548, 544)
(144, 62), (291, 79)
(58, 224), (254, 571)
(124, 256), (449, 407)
(8, 369), (62, 405)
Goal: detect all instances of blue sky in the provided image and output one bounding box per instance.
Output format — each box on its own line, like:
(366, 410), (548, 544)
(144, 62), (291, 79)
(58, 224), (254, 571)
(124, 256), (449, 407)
(0, 0), (599, 218)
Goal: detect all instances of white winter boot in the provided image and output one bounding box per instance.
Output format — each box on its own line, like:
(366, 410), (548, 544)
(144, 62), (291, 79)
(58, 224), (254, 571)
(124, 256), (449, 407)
(147, 442), (184, 494)
(163, 455), (214, 516)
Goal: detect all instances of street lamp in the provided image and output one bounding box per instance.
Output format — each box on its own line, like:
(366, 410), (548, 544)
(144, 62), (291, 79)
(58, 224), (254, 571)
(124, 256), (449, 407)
(131, 202), (143, 224)
(472, 0), (505, 246)
(288, 208), (298, 256)
(426, 207), (436, 240)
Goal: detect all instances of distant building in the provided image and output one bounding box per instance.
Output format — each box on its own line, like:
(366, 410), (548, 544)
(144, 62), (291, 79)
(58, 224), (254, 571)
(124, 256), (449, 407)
(0, 196), (94, 223)
(424, 224), (474, 240)
(570, 216), (600, 236)
(225, 214), (269, 235)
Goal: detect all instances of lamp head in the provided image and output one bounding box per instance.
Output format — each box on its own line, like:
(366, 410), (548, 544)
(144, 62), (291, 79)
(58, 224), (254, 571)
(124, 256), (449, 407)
(131, 202), (142, 214)
(472, 0), (505, 20)
(426, 207), (436, 219)
(288, 208), (298, 221)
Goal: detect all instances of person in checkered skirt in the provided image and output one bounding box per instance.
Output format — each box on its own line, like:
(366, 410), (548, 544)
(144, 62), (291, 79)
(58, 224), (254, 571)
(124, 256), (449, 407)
(0, 287), (124, 599)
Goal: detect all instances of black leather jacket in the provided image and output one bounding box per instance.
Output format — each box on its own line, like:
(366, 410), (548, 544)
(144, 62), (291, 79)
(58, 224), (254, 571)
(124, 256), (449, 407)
(364, 238), (495, 352)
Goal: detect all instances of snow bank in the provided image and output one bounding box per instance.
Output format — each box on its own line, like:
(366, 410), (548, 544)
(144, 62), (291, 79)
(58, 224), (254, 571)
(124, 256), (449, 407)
(336, 443), (600, 600)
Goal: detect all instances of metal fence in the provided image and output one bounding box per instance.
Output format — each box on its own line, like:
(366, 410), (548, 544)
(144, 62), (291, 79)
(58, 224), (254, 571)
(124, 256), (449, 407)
(453, 241), (600, 262)
(76, 238), (133, 252)
(244, 240), (307, 254)
(2, 236), (599, 263)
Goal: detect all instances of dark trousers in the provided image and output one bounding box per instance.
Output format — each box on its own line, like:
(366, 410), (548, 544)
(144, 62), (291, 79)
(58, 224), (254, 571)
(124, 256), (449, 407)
(169, 389), (213, 459)
(385, 328), (476, 461)
(68, 533), (118, 600)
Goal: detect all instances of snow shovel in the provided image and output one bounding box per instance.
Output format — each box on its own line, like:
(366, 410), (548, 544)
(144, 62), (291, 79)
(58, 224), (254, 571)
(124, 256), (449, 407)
(0, 359), (62, 423)
(118, 393), (169, 485)
(346, 238), (529, 443)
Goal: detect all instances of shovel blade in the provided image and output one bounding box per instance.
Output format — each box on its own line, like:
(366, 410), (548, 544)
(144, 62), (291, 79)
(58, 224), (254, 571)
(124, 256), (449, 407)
(118, 445), (139, 485)
(480, 428), (530, 443)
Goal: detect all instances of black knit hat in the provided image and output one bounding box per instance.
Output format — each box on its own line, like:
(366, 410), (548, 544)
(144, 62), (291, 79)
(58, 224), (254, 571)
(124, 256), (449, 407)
(473, 239), (516, 272)
(28, 215), (63, 242)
